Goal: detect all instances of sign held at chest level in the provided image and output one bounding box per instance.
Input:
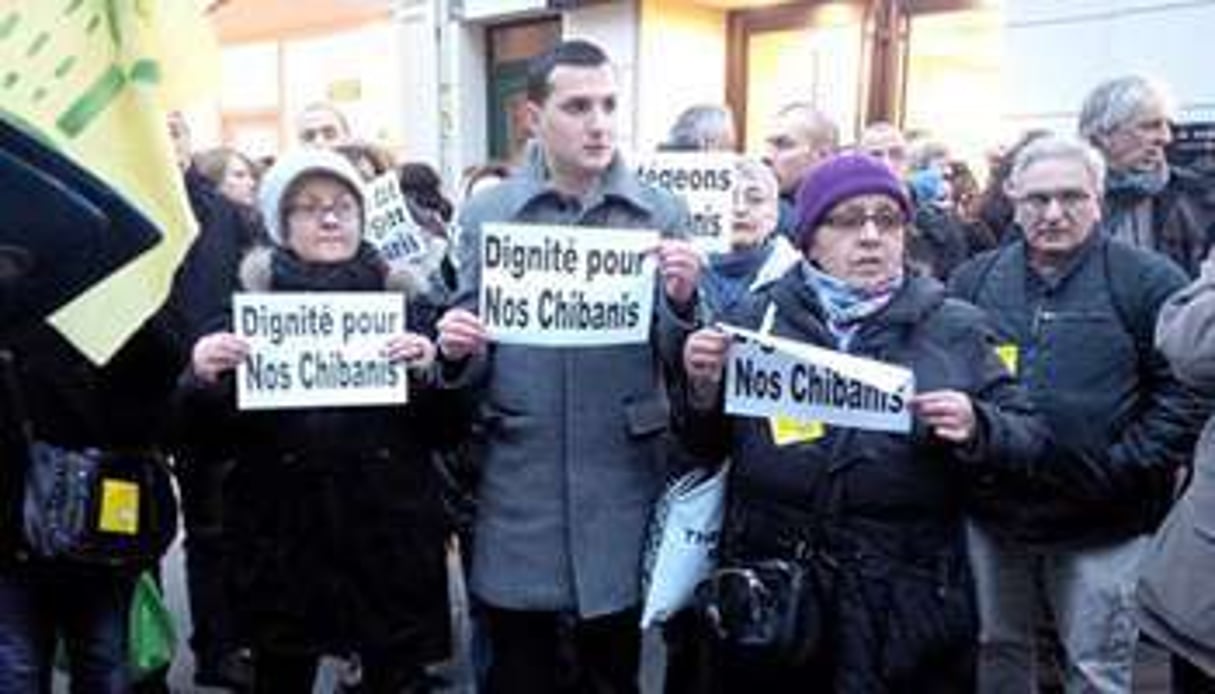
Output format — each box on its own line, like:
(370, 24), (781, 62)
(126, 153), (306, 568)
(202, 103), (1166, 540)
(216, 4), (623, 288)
(234, 292), (408, 410)
(479, 222), (659, 347)
(722, 325), (915, 434)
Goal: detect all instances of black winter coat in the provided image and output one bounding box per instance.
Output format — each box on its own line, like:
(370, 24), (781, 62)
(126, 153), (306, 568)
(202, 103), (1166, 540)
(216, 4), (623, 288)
(678, 267), (1049, 692)
(178, 247), (457, 661)
(949, 234), (1207, 546)
(171, 167), (266, 343)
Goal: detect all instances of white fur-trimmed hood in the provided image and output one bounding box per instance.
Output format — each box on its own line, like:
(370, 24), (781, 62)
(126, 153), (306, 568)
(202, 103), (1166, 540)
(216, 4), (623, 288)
(238, 240), (449, 300)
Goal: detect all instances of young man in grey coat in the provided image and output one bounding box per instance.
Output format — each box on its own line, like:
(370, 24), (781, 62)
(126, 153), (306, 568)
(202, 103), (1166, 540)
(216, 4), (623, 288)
(435, 39), (701, 693)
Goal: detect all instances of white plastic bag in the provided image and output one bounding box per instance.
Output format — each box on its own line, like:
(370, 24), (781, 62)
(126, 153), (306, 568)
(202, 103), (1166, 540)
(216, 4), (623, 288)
(639, 463), (728, 629)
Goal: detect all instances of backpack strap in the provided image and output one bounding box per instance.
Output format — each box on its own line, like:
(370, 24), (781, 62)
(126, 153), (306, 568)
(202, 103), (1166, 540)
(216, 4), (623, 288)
(1100, 241), (1151, 357)
(0, 350), (31, 454)
(950, 244), (1008, 306)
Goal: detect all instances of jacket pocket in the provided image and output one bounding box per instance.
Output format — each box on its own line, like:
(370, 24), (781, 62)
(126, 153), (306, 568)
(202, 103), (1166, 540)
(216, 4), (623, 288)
(625, 394), (670, 438)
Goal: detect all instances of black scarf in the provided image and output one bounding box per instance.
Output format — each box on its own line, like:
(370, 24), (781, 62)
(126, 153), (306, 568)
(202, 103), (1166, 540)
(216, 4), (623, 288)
(270, 242), (386, 292)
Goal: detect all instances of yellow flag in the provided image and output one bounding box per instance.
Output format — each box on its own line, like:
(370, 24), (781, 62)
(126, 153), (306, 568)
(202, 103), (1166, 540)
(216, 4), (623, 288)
(0, 0), (218, 363)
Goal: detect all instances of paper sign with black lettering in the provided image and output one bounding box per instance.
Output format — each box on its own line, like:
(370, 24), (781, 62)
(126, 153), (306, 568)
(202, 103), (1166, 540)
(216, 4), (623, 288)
(234, 292), (407, 410)
(364, 171), (429, 269)
(721, 325), (915, 434)
(634, 152), (736, 254)
(479, 223), (659, 346)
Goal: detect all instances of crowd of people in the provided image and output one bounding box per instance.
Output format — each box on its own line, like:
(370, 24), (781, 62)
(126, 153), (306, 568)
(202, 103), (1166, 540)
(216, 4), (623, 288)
(4, 36), (1215, 694)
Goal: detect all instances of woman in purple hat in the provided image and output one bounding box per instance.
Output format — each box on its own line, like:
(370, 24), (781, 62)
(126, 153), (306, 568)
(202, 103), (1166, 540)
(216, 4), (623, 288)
(671, 153), (1050, 692)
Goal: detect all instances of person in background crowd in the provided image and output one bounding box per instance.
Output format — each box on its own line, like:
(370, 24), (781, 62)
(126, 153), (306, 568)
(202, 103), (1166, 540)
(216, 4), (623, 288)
(975, 129), (1051, 245)
(763, 102), (839, 239)
(399, 161), (455, 234)
(905, 160), (970, 280)
(950, 135), (1206, 694)
(858, 121), (909, 177)
(459, 161), (512, 203)
(947, 161), (980, 221)
(336, 141), (396, 182)
(661, 104), (737, 152)
(193, 146), (261, 209)
(295, 101), (353, 150)
(1137, 251), (1215, 693)
(394, 161), (459, 365)
(435, 39), (701, 694)
(183, 149), (458, 692)
(1080, 75), (1215, 276)
(908, 137), (952, 177)
(334, 146), (455, 334)
(676, 153), (1049, 692)
(698, 156), (800, 319)
(660, 154), (797, 694)
(168, 113), (265, 690)
(946, 159), (998, 258)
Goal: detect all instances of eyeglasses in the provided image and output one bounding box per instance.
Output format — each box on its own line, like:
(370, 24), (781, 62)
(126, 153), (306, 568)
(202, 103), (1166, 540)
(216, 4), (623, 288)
(299, 125), (342, 144)
(823, 207), (906, 234)
(287, 199), (360, 224)
(1016, 189), (1092, 215)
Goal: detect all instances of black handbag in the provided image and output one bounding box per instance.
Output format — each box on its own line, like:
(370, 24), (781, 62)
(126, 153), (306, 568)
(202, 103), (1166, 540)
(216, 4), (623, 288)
(693, 557), (827, 667)
(21, 442), (177, 567)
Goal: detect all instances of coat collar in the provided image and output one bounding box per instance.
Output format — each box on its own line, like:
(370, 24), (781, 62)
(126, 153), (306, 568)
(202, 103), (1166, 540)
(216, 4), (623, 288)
(1020, 228), (1102, 290)
(499, 142), (656, 220)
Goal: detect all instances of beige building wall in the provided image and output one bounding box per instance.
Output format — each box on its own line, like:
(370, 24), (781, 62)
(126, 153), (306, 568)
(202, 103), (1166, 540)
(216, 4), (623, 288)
(636, 0), (728, 152)
(186, 1), (400, 160)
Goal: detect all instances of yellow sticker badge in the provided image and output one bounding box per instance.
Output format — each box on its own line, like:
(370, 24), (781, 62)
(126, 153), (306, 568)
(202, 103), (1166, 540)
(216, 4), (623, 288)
(995, 344), (1019, 376)
(769, 416), (826, 446)
(98, 479), (140, 535)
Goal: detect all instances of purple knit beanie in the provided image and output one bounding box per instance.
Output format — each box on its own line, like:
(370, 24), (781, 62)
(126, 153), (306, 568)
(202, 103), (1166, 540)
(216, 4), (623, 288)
(794, 153), (912, 249)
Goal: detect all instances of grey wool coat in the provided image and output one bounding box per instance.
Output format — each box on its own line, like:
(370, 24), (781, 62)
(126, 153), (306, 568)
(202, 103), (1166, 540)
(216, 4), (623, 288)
(1137, 254), (1215, 675)
(445, 145), (694, 618)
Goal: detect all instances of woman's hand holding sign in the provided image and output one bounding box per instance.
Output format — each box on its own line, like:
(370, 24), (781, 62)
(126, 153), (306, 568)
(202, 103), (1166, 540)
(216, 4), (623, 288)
(384, 332), (437, 370)
(436, 308), (489, 362)
(192, 331), (250, 384)
(684, 327), (730, 409)
(655, 239), (702, 309)
(910, 390), (977, 443)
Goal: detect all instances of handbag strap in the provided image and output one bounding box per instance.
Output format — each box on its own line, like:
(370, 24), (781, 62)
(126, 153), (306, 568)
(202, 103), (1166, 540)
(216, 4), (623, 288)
(0, 349), (32, 456)
(0, 350), (32, 553)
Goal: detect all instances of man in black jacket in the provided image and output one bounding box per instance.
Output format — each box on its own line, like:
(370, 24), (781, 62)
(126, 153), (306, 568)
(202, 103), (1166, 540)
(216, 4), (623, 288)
(950, 134), (1207, 693)
(1080, 75), (1215, 277)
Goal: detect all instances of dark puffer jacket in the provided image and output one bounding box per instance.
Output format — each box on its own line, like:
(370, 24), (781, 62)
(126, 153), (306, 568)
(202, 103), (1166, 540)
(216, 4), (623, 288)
(949, 234), (1207, 546)
(678, 267), (1049, 692)
(178, 247), (460, 661)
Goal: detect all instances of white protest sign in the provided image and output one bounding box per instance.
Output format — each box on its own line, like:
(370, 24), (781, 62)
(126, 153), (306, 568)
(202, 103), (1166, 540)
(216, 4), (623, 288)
(479, 223), (659, 347)
(234, 292), (408, 410)
(721, 324), (915, 434)
(364, 171), (429, 268)
(634, 152), (736, 254)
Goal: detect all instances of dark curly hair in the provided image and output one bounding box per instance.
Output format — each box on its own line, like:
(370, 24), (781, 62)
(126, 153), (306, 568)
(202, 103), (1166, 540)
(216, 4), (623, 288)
(398, 162), (453, 223)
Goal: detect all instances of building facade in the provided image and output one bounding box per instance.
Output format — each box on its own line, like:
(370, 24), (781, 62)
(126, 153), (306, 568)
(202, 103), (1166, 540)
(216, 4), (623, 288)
(194, 0), (1215, 184)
